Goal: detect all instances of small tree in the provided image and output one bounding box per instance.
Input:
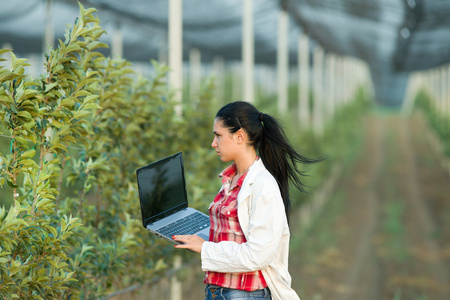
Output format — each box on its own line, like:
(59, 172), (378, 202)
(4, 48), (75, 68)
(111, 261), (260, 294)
(0, 3), (222, 299)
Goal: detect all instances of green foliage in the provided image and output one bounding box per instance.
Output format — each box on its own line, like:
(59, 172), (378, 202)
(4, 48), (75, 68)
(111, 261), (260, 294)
(0, 4), (220, 299)
(414, 89), (450, 156)
(0, 3), (104, 296)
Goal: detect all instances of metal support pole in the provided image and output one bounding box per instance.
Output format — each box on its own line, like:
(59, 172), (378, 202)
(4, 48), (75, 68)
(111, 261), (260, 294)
(44, 0), (54, 52)
(242, 0), (254, 103)
(112, 20), (123, 59)
(189, 48), (201, 98)
(44, 0), (55, 162)
(170, 256), (182, 300)
(313, 47), (324, 135)
(169, 0), (183, 116)
(327, 54), (336, 120)
(212, 56), (225, 104)
(277, 8), (289, 113)
(298, 34), (310, 127)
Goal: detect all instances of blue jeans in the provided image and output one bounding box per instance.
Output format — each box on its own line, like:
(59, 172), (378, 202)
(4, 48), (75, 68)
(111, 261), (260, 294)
(204, 284), (271, 300)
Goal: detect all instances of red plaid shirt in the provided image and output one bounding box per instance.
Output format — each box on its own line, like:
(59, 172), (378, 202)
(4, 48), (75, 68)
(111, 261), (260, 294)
(203, 162), (267, 291)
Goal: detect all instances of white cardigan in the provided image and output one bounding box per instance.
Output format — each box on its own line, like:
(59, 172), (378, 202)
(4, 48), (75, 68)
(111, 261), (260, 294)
(201, 159), (301, 300)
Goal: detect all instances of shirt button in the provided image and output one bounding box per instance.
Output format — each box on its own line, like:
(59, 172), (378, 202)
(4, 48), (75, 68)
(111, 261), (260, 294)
(227, 211), (230, 215)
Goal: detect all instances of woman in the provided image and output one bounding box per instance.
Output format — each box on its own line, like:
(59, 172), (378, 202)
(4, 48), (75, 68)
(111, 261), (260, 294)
(173, 101), (321, 300)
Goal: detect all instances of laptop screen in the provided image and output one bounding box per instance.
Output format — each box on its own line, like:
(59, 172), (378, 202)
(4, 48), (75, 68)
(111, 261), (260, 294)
(136, 152), (188, 227)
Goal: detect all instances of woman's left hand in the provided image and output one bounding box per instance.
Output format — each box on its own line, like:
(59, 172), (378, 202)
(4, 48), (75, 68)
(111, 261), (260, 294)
(172, 235), (206, 253)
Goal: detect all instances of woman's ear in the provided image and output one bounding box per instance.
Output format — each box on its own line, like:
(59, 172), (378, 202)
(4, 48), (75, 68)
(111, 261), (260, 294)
(235, 129), (246, 144)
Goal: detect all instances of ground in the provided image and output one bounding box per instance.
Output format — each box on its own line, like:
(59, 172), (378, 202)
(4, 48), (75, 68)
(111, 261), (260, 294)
(290, 113), (450, 300)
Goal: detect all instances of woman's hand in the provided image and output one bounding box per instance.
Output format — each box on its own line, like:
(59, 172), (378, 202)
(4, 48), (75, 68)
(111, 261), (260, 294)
(172, 234), (206, 253)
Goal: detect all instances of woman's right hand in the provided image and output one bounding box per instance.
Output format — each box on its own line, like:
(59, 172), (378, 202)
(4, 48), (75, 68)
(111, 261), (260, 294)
(172, 234), (206, 253)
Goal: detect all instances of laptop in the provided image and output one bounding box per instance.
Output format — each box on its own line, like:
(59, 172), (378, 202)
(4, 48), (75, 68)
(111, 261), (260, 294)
(136, 152), (210, 245)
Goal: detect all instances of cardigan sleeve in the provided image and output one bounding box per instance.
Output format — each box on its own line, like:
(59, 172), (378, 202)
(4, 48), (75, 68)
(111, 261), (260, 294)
(201, 175), (287, 273)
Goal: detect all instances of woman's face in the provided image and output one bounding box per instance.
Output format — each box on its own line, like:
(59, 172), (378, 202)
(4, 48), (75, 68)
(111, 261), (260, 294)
(211, 118), (239, 162)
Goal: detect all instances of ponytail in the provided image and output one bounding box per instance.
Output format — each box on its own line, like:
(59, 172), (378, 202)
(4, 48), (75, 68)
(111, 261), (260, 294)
(216, 101), (323, 223)
(258, 113), (322, 222)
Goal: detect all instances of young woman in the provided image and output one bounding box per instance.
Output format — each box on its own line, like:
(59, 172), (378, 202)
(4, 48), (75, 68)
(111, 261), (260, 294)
(173, 101), (321, 300)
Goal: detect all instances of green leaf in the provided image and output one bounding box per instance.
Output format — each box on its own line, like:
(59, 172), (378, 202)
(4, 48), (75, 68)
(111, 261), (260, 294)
(23, 121), (35, 130)
(35, 198), (53, 209)
(9, 51), (18, 66)
(80, 244), (94, 256)
(21, 148), (36, 159)
(60, 217), (67, 232)
(0, 49), (11, 55)
(53, 64), (64, 73)
(65, 43), (82, 53)
(0, 69), (14, 82)
(24, 81), (40, 88)
(26, 132), (37, 144)
(50, 119), (64, 128)
(59, 124), (71, 136)
(83, 94), (99, 104)
(82, 103), (102, 110)
(37, 275), (49, 282)
(20, 158), (38, 168)
(0, 94), (13, 106)
(74, 90), (91, 97)
(50, 143), (68, 152)
(3, 218), (28, 229)
(46, 226), (58, 237)
(44, 82), (58, 93)
(73, 110), (91, 119)
(7, 180), (19, 188)
(19, 99), (36, 109)
(60, 97), (75, 107)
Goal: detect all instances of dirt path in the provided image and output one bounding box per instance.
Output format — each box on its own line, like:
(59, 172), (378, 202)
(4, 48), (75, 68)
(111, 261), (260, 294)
(291, 113), (450, 300)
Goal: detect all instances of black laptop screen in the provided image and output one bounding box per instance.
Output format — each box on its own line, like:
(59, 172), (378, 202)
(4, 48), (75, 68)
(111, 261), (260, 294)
(136, 152), (188, 227)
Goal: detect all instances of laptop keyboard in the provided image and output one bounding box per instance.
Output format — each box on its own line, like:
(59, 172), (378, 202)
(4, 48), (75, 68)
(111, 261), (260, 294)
(157, 212), (210, 237)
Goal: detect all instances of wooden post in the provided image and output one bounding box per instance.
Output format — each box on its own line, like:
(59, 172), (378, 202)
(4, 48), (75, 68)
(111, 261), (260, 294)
(158, 39), (168, 65)
(344, 58), (351, 104)
(298, 34), (310, 127)
(169, 0), (183, 116)
(44, 0), (55, 162)
(112, 19), (123, 59)
(433, 69), (439, 109)
(44, 0), (54, 52)
(327, 54), (336, 120)
(242, 0), (254, 103)
(334, 56), (342, 108)
(232, 61), (242, 101)
(168, 1), (183, 297)
(28, 54), (41, 79)
(440, 66), (446, 115)
(212, 56), (225, 104)
(446, 64), (450, 117)
(348, 58), (355, 101)
(313, 47), (324, 135)
(425, 70), (431, 100)
(277, 8), (289, 113)
(401, 72), (417, 115)
(170, 256), (182, 300)
(189, 48), (201, 98)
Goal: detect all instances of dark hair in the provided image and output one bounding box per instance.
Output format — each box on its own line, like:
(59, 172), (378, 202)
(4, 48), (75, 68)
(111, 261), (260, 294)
(215, 101), (322, 223)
